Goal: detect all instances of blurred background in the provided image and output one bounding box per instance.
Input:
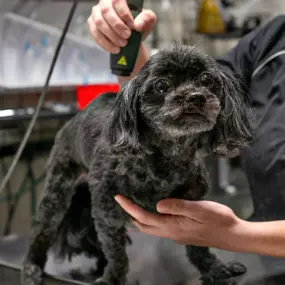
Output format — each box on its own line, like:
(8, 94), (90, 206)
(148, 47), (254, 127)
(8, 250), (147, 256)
(1, 1), (285, 285)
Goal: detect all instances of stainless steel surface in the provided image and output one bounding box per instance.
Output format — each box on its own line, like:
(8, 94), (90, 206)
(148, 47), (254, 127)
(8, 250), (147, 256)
(1, 231), (285, 285)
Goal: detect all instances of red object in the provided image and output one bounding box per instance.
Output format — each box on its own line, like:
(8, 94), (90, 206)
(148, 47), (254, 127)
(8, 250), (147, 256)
(76, 84), (120, 110)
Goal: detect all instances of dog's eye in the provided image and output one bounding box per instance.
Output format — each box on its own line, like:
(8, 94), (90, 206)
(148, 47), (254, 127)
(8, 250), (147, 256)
(154, 79), (170, 94)
(199, 72), (214, 88)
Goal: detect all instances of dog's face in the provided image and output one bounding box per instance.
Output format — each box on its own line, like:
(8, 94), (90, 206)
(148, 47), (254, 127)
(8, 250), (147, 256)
(105, 43), (253, 156)
(139, 45), (222, 138)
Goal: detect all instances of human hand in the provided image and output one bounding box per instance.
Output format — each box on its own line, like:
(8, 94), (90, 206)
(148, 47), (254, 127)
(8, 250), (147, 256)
(115, 195), (246, 250)
(88, 0), (157, 54)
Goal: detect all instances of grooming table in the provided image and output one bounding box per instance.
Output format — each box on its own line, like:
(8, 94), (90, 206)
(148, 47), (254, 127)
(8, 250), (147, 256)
(1, 234), (285, 285)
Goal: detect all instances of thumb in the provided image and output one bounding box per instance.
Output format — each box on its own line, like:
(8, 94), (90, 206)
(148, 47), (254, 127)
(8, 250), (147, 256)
(158, 199), (236, 224)
(157, 199), (192, 217)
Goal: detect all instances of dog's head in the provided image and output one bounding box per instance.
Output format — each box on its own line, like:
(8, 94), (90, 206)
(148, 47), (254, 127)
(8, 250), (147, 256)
(105, 43), (253, 156)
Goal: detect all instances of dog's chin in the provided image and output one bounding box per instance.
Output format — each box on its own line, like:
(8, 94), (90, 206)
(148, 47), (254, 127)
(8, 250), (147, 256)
(167, 122), (215, 138)
(155, 115), (217, 139)
(154, 107), (219, 138)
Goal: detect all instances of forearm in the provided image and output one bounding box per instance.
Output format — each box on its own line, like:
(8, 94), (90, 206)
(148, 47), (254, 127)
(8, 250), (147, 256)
(117, 43), (149, 85)
(224, 219), (285, 257)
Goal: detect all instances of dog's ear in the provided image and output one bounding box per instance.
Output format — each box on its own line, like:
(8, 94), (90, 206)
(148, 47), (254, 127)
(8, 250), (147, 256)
(208, 67), (254, 157)
(104, 78), (143, 154)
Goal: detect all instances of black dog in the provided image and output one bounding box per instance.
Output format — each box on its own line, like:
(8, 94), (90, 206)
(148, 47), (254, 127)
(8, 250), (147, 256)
(22, 43), (253, 285)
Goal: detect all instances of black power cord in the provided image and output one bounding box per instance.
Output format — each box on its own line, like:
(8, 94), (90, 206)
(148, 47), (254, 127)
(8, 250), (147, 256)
(0, 0), (78, 196)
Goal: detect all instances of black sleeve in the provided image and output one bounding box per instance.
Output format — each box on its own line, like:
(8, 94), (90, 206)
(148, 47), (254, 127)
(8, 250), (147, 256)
(216, 15), (285, 93)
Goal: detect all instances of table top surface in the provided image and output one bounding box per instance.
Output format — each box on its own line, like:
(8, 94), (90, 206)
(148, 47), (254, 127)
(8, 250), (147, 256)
(1, 234), (285, 285)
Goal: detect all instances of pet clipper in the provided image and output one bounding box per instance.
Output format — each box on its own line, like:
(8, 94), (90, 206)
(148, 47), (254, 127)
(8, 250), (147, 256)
(110, 0), (144, 76)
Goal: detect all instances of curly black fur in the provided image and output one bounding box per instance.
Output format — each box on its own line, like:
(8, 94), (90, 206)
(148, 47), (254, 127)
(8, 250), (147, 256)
(22, 43), (253, 285)
(52, 174), (108, 277)
(52, 174), (131, 277)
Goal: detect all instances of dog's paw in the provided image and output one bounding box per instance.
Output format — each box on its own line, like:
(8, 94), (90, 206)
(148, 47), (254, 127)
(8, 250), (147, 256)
(200, 262), (246, 285)
(21, 264), (43, 285)
(225, 262), (246, 276)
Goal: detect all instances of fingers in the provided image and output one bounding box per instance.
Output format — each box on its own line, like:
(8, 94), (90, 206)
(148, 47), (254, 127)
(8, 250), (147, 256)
(132, 217), (190, 244)
(156, 198), (196, 217)
(157, 198), (235, 223)
(88, 16), (120, 54)
(115, 195), (166, 227)
(132, 220), (167, 238)
(92, 6), (129, 46)
(99, 0), (132, 38)
(157, 198), (208, 218)
(88, 1), (157, 52)
(111, 0), (134, 28)
(88, 1), (132, 53)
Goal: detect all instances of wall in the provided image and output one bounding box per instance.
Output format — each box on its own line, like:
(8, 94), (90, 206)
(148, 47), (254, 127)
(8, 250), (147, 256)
(0, 155), (47, 235)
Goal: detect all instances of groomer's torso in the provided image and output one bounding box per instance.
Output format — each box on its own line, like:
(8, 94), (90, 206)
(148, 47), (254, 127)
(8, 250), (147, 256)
(218, 15), (285, 220)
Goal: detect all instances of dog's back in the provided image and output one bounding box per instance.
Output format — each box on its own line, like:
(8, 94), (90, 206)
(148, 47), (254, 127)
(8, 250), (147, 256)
(54, 92), (117, 169)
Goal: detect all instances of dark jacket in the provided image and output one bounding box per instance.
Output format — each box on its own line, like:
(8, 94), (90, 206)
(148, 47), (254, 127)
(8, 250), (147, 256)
(217, 15), (285, 221)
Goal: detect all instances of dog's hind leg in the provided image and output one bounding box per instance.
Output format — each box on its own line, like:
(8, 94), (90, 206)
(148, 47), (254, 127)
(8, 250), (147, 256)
(186, 245), (246, 284)
(22, 144), (81, 285)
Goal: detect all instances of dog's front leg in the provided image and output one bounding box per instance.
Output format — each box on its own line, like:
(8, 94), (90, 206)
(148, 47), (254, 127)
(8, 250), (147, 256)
(186, 245), (246, 285)
(182, 163), (246, 284)
(92, 220), (128, 285)
(90, 179), (129, 285)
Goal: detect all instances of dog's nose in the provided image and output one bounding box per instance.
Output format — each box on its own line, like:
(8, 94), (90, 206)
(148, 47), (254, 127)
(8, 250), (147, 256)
(187, 94), (206, 108)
